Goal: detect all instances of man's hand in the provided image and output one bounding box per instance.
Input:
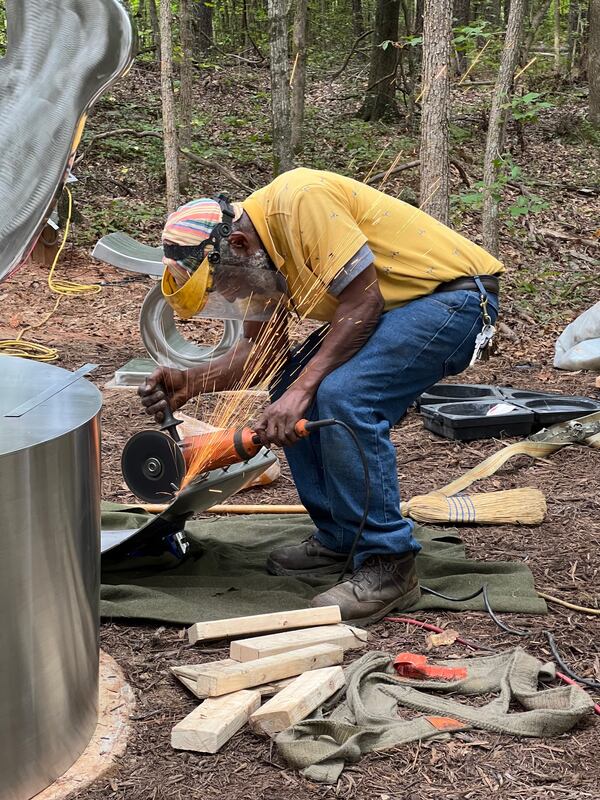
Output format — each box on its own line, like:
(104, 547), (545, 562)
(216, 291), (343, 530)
(138, 367), (192, 424)
(254, 387), (313, 447)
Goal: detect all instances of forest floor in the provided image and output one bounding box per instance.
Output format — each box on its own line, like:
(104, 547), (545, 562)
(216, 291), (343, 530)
(1, 59), (599, 799)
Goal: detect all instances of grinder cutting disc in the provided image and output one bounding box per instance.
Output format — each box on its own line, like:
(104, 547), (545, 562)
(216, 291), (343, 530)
(121, 430), (186, 503)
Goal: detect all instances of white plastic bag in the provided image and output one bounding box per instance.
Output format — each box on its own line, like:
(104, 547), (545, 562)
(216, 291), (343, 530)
(554, 301), (600, 371)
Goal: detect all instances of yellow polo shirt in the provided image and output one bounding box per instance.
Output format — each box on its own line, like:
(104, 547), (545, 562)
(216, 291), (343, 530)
(242, 168), (504, 322)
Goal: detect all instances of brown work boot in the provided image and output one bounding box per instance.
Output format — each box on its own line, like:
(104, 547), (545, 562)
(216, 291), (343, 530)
(310, 552), (420, 625)
(266, 535), (347, 579)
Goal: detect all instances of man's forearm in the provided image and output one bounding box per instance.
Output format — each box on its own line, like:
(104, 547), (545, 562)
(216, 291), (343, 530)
(294, 293), (383, 396)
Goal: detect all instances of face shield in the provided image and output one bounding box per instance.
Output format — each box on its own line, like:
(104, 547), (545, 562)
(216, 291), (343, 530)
(161, 254), (288, 321)
(161, 194), (288, 321)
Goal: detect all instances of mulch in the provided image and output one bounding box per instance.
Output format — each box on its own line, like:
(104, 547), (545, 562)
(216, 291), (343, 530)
(1, 63), (599, 799)
(2, 254), (598, 800)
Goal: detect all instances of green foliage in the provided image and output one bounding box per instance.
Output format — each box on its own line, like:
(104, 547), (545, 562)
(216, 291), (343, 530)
(76, 198), (165, 246)
(453, 21), (493, 51)
(454, 156), (549, 224)
(505, 92), (554, 124)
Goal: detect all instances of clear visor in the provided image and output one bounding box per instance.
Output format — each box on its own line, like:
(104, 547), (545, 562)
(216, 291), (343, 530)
(202, 262), (288, 321)
(162, 257), (288, 321)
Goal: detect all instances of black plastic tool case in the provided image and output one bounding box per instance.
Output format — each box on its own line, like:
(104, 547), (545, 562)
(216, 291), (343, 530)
(418, 384), (600, 440)
(420, 398), (535, 441)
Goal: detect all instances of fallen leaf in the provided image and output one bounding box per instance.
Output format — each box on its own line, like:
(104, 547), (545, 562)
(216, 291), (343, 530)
(425, 629), (459, 649)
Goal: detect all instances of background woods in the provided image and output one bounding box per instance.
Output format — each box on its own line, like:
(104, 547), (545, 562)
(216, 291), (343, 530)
(1, 0), (597, 314)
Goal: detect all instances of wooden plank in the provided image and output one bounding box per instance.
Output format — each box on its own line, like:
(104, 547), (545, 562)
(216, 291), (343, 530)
(195, 643), (344, 697)
(171, 689), (261, 753)
(171, 667), (294, 700)
(250, 666), (345, 737)
(230, 624), (368, 662)
(171, 659), (237, 681)
(187, 606), (341, 645)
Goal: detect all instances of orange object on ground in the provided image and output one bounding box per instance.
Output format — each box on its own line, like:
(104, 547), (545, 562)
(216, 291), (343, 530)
(393, 652), (468, 681)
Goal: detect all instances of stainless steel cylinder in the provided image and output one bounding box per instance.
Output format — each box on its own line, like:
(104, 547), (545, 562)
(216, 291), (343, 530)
(0, 356), (102, 800)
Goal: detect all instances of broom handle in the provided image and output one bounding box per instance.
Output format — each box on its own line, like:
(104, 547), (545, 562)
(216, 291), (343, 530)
(138, 502), (307, 514)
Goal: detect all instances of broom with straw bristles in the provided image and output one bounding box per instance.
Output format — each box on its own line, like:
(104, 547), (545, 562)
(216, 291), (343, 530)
(399, 488), (547, 525)
(140, 487), (547, 524)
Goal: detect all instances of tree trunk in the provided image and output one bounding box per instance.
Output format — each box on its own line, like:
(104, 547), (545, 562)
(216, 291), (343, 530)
(358, 0), (400, 121)
(567, 0), (580, 76)
(415, 0), (424, 33)
(291, 0), (309, 153)
(179, 0), (193, 191)
(590, 0), (600, 125)
(351, 0), (365, 38)
(419, 0), (452, 223)
(159, 0), (180, 213)
(553, 0), (562, 74)
(192, 1), (214, 53)
(524, 0), (552, 55)
(490, 0), (502, 25)
(268, 0), (293, 174)
(454, 0), (471, 75)
(148, 0), (160, 61)
(482, 0), (526, 256)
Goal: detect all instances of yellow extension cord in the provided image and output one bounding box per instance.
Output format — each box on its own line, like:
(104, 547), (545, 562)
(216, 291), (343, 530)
(0, 186), (101, 361)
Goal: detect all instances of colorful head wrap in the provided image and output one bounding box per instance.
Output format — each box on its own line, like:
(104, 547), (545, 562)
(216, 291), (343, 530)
(162, 197), (223, 246)
(161, 197), (243, 319)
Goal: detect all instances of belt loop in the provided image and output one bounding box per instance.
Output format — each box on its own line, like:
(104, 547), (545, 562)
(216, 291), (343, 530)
(473, 276), (491, 326)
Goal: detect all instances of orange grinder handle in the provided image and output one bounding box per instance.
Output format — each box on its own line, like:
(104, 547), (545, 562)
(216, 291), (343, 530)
(248, 418), (336, 443)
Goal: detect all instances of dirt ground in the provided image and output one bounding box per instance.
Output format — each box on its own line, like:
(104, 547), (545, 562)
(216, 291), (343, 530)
(1, 62), (599, 799)
(2, 251), (599, 800)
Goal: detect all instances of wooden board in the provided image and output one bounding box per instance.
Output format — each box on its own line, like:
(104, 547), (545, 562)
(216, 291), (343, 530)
(171, 689), (261, 753)
(249, 666), (345, 737)
(195, 643), (344, 697)
(171, 659), (236, 681)
(230, 624), (368, 662)
(171, 666), (294, 699)
(187, 606), (341, 645)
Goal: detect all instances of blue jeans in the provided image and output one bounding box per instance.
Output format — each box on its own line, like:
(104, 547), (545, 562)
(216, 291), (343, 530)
(271, 289), (499, 569)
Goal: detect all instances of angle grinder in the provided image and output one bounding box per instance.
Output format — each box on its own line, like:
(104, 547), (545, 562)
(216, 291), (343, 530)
(121, 388), (336, 503)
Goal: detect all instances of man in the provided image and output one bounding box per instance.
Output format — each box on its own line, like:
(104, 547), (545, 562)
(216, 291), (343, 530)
(140, 168), (502, 624)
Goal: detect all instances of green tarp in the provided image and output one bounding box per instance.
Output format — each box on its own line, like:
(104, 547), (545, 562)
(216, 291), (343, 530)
(100, 504), (547, 624)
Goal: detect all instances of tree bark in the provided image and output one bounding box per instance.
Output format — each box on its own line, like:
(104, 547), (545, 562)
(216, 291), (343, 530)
(454, 0), (471, 74)
(490, 0), (502, 25)
(291, 0), (309, 153)
(419, 0), (452, 223)
(351, 0), (365, 38)
(159, 0), (180, 213)
(553, 0), (562, 74)
(268, 0), (293, 174)
(590, 0), (600, 125)
(524, 0), (552, 55)
(482, 0), (526, 256)
(358, 0), (401, 121)
(179, 0), (193, 191)
(192, 1), (214, 54)
(567, 0), (580, 76)
(148, 0), (160, 61)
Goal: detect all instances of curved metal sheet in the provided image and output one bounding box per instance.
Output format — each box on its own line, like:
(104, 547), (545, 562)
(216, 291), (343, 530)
(139, 282), (243, 369)
(92, 232), (164, 277)
(0, 357), (102, 800)
(0, 0), (135, 281)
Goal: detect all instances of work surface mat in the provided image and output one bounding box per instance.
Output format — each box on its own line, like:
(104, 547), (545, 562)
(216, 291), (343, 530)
(100, 504), (547, 624)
